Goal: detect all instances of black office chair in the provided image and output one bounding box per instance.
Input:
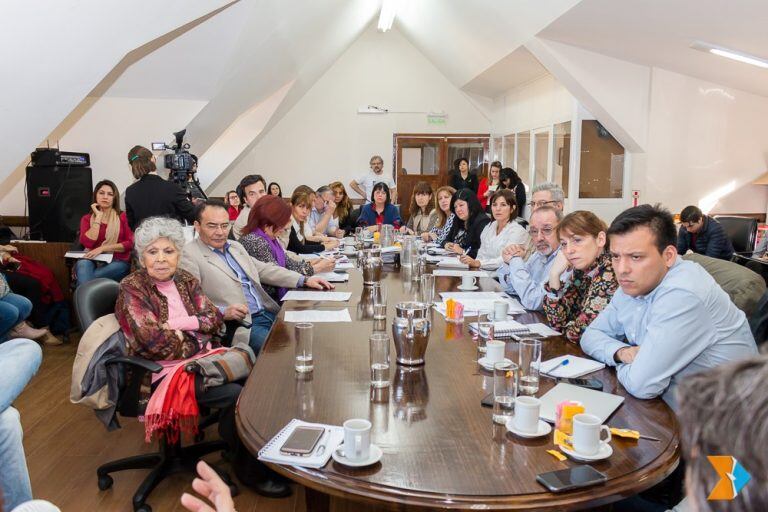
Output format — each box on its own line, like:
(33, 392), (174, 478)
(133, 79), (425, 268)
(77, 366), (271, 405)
(714, 215), (758, 254)
(74, 278), (236, 512)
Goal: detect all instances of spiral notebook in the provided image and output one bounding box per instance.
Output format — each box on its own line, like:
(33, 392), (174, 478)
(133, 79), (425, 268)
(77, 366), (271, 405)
(469, 320), (560, 339)
(258, 418), (344, 469)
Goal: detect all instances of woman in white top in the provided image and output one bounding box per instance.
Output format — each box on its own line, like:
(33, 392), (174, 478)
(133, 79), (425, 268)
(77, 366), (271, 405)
(459, 189), (528, 270)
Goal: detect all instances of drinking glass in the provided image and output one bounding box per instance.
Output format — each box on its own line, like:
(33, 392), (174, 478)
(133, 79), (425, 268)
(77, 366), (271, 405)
(419, 274), (435, 304)
(294, 323), (314, 373)
(372, 303), (387, 332)
(518, 338), (542, 395)
(369, 333), (391, 388)
(493, 361), (518, 425)
(371, 282), (387, 305)
(475, 313), (494, 354)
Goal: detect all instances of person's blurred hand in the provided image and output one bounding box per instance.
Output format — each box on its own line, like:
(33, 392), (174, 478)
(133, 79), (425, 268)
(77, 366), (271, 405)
(180, 461), (235, 512)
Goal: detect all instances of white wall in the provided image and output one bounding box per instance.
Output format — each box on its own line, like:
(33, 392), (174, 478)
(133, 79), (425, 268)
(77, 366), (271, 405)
(0, 97), (207, 215)
(491, 74), (574, 136)
(211, 25), (491, 199)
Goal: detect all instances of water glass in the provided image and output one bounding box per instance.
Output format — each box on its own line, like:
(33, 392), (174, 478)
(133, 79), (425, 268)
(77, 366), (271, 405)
(518, 338), (542, 395)
(294, 323), (314, 373)
(369, 333), (391, 388)
(371, 282), (387, 305)
(475, 313), (494, 354)
(493, 361), (518, 425)
(420, 273), (435, 304)
(372, 303), (387, 332)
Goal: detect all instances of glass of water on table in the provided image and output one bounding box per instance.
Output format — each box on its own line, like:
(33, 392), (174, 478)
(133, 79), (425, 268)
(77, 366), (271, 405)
(369, 332), (391, 388)
(493, 360), (518, 425)
(294, 323), (314, 373)
(518, 338), (542, 395)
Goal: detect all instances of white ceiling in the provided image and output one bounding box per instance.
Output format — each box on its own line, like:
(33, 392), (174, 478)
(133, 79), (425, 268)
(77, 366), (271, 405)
(462, 47), (549, 98)
(539, 0), (768, 98)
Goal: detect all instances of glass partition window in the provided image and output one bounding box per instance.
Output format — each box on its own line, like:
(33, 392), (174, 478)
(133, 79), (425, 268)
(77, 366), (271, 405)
(553, 122), (571, 198)
(579, 120), (624, 198)
(401, 145), (439, 175)
(502, 134), (516, 169)
(533, 130), (550, 187)
(516, 132), (530, 182)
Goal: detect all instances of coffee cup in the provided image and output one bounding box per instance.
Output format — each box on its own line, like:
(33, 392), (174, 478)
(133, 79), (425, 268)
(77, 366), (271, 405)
(572, 413), (611, 455)
(513, 396), (541, 433)
(342, 418), (372, 462)
(485, 340), (505, 364)
(343, 245), (356, 255)
(493, 300), (509, 320)
(461, 276), (477, 288)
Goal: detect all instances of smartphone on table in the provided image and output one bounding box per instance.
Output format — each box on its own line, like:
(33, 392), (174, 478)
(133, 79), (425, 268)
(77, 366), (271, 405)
(279, 426), (325, 456)
(536, 465), (607, 493)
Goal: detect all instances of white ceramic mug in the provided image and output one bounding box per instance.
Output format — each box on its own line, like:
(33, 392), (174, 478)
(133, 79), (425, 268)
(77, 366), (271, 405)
(572, 413), (611, 455)
(461, 276), (477, 288)
(485, 340), (505, 364)
(493, 300), (509, 320)
(343, 418), (372, 462)
(513, 396), (541, 433)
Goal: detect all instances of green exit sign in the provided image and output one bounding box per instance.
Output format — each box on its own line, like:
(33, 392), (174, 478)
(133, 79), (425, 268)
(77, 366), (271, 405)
(427, 115), (446, 125)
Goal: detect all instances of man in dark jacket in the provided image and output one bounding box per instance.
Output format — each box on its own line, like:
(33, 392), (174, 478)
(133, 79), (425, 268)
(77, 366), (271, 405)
(676, 205), (734, 260)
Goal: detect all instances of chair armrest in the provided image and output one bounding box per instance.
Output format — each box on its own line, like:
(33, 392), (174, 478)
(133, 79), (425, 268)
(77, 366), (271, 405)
(105, 355), (162, 373)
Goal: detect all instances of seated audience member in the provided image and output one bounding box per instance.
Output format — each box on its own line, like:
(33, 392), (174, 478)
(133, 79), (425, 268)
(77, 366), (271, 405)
(309, 186), (341, 238)
(239, 196), (323, 301)
(231, 174), (268, 239)
(288, 188), (338, 253)
(477, 161), (501, 211)
(0, 338), (42, 510)
(181, 200), (333, 354)
(500, 168), (527, 219)
(329, 181), (355, 236)
(676, 205), (734, 260)
(459, 189), (528, 270)
(0, 273), (49, 342)
(528, 182), (565, 213)
(543, 210), (617, 343)
(444, 189), (491, 259)
(424, 186), (456, 244)
(677, 355), (768, 510)
(357, 183), (401, 232)
(581, 204), (756, 409)
(449, 158), (478, 193)
(498, 206), (563, 310)
(76, 180), (133, 285)
(400, 181), (438, 236)
(267, 182), (282, 197)
(225, 190), (241, 221)
(115, 216), (290, 497)
(349, 155), (397, 204)
(124, 145), (195, 230)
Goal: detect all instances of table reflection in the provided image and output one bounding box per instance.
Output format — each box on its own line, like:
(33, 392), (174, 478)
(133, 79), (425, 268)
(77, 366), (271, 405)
(392, 366), (429, 423)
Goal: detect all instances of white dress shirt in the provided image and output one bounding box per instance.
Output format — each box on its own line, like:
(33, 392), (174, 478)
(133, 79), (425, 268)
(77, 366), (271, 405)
(475, 220), (529, 270)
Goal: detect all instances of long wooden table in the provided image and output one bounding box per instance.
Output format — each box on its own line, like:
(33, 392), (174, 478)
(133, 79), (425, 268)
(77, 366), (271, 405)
(236, 265), (680, 511)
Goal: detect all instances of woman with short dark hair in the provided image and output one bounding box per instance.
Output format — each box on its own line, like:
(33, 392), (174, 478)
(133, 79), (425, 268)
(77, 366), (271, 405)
(449, 157), (478, 193)
(357, 183), (401, 232)
(268, 182), (282, 197)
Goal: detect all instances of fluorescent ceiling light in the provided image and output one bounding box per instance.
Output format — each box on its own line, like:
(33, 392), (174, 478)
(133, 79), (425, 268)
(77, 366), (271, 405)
(378, 0), (398, 32)
(691, 41), (768, 69)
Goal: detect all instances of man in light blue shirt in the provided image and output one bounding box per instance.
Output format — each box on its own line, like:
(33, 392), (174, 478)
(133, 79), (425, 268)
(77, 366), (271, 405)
(498, 206), (562, 310)
(581, 204), (757, 410)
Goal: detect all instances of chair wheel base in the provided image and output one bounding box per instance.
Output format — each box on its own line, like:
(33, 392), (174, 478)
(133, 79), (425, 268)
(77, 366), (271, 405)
(98, 474), (114, 491)
(135, 505), (151, 512)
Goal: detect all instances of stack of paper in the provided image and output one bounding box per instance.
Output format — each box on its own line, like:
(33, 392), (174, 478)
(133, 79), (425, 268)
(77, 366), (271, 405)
(432, 269), (491, 278)
(436, 259), (468, 269)
(313, 272), (350, 283)
(258, 419), (344, 469)
(281, 291), (352, 302)
(283, 309), (351, 323)
(64, 251), (113, 264)
(540, 355), (605, 378)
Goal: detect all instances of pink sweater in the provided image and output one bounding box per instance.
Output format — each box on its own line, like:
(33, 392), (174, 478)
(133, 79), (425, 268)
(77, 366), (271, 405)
(154, 279), (200, 331)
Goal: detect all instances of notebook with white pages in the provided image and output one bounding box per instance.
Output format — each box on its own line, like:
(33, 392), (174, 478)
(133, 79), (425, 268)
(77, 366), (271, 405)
(538, 383), (624, 424)
(469, 321), (561, 339)
(539, 355), (605, 378)
(258, 419), (344, 469)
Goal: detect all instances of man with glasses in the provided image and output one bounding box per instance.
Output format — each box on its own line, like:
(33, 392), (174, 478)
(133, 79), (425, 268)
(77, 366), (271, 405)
(676, 205), (734, 260)
(498, 206), (563, 310)
(527, 182), (565, 212)
(349, 155), (397, 204)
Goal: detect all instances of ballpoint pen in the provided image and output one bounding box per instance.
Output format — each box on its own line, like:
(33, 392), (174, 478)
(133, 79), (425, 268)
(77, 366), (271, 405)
(541, 358), (569, 379)
(315, 428), (330, 455)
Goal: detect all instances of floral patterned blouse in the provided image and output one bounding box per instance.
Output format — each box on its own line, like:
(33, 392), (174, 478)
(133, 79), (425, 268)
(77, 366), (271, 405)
(239, 232), (314, 301)
(542, 251), (617, 343)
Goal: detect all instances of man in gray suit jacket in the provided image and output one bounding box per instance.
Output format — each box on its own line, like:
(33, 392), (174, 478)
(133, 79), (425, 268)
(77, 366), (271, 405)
(181, 200), (332, 353)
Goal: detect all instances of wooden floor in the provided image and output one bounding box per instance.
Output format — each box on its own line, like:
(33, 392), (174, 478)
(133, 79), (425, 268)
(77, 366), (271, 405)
(15, 342), (305, 512)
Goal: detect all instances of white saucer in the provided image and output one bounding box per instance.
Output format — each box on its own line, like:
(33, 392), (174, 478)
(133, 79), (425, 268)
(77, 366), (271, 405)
(477, 357), (512, 371)
(332, 443), (383, 467)
(506, 418), (552, 438)
(457, 284), (479, 291)
(559, 442), (613, 462)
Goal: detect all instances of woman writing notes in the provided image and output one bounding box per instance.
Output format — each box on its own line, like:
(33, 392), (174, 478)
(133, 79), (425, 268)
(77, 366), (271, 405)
(75, 180), (134, 285)
(459, 189), (527, 270)
(400, 181), (438, 236)
(357, 183), (401, 232)
(542, 211), (618, 343)
(443, 189), (490, 259)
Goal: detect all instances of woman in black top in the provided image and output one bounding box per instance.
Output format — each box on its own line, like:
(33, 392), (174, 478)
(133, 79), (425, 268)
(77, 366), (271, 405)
(500, 167), (526, 219)
(449, 157), (478, 193)
(443, 189), (490, 259)
(287, 187), (330, 254)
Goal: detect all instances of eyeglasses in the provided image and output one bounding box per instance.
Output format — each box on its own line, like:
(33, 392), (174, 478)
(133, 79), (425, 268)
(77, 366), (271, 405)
(527, 200), (559, 208)
(529, 227), (555, 237)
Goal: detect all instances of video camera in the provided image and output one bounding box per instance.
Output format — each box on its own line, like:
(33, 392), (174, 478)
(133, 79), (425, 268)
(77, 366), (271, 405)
(155, 129), (207, 200)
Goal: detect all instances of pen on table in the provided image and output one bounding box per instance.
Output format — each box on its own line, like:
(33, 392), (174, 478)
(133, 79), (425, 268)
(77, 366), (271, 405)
(540, 358), (569, 380)
(315, 428), (330, 455)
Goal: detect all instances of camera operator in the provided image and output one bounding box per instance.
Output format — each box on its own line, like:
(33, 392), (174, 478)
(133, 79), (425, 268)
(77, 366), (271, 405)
(124, 145), (195, 230)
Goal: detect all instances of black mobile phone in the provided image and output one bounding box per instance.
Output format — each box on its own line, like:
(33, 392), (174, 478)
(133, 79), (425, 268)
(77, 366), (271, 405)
(481, 392), (494, 408)
(279, 426), (325, 456)
(536, 465), (607, 493)
(560, 378), (603, 391)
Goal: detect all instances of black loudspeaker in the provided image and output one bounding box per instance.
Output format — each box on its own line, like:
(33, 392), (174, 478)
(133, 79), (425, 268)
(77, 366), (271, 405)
(26, 166), (93, 242)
